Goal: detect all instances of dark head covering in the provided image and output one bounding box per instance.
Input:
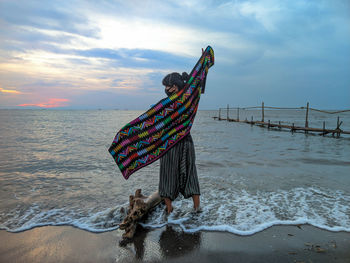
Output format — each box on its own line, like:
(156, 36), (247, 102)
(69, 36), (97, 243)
(162, 72), (189, 96)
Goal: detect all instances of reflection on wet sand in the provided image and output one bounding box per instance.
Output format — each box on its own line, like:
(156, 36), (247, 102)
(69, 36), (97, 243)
(124, 225), (201, 261)
(132, 226), (150, 260)
(159, 225), (201, 259)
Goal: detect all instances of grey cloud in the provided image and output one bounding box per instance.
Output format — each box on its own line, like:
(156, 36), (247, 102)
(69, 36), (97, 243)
(0, 0), (99, 37)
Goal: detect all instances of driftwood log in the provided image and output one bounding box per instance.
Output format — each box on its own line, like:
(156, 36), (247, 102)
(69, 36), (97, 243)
(119, 189), (163, 246)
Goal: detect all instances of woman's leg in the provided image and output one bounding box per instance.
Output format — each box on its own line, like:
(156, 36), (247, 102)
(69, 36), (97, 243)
(182, 136), (200, 210)
(192, 195), (200, 210)
(164, 198), (173, 214)
(159, 146), (180, 214)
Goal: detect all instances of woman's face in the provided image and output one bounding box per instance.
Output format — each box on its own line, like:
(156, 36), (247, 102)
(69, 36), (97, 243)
(165, 85), (179, 94)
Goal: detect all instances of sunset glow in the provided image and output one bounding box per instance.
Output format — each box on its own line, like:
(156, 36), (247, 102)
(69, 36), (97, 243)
(0, 88), (22, 94)
(18, 98), (69, 108)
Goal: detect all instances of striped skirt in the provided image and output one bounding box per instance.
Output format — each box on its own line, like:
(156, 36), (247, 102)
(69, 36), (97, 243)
(159, 134), (200, 201)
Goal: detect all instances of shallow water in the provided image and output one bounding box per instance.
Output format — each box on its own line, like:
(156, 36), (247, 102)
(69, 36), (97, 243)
(0, 109), (349, 234)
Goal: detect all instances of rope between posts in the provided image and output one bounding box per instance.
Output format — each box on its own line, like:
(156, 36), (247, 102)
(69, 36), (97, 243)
(220, 106), (350, 114)
(307, 108), (350, 114)
(220, 106), (302, 110)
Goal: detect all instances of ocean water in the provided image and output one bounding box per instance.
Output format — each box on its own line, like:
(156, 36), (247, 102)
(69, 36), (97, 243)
(0, 109), (349, 235)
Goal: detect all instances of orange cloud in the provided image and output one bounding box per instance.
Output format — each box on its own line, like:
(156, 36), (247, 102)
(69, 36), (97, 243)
(18, 98), (69, 108)
(0, 87), (22, 94)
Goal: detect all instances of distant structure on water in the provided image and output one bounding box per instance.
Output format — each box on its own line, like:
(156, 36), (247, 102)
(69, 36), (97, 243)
(214, 102), (350, 138)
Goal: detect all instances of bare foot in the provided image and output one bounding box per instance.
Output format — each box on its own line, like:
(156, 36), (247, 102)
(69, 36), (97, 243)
(167, 206), (173, 214)
(164, 198), (173, 214)
(192, 195), (200, 210)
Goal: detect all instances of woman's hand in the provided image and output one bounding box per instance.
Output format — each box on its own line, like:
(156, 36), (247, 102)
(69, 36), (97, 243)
(165, 85), (179, 94)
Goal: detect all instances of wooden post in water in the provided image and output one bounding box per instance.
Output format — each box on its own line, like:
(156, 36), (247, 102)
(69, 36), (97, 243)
(292, 123), (295, 133)
(305, 102), (309, 134)
(237, 107), (240, 121)
(251, 116), (253, 126)
(227, 104), (229, 121)
(337, 116), (340, 138)
(219, 108), (221, 120)
(322, 121), (325, 136)
(262, 102), (265, 122)
(279, 121), (281, 130)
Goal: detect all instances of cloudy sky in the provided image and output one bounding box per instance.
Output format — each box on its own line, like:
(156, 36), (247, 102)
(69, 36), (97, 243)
(0, 0), (349, 109)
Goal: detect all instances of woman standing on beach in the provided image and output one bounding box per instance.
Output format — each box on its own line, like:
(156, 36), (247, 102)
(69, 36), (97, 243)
(159, 72), (200, 214)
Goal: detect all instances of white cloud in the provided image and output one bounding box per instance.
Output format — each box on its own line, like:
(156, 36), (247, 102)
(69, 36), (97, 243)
(87, 15), (244, 57)
(238, 1), (282, 32)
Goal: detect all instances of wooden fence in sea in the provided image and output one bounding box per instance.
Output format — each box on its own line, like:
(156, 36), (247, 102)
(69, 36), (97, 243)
(213, 102), (350, 138)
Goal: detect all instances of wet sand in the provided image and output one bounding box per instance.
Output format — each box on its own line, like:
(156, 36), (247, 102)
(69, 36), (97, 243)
(1, 224), (349, 263)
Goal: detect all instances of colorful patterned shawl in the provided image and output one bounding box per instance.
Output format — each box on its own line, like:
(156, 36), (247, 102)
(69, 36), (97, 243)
(109, 46), (214, 179)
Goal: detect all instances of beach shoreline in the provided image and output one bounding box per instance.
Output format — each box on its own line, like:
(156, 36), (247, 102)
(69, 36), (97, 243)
(1, 224), (349, 263)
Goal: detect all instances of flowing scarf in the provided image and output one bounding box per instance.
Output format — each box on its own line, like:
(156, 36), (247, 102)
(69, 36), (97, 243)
(109, 46), (214, 179)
